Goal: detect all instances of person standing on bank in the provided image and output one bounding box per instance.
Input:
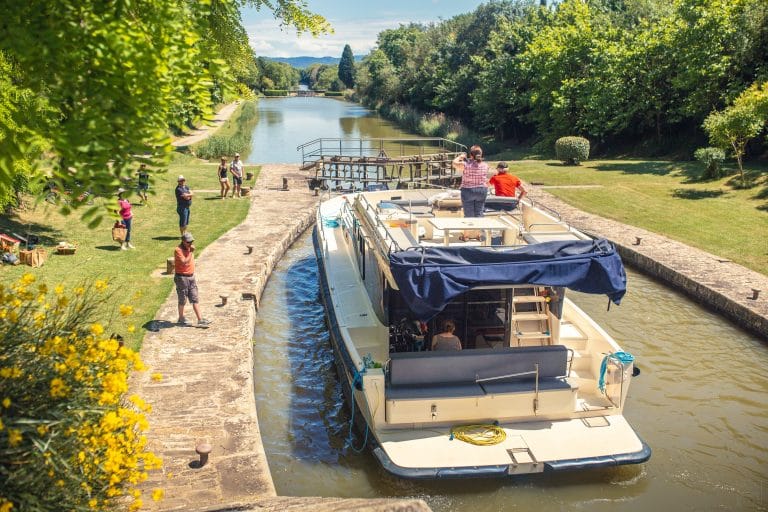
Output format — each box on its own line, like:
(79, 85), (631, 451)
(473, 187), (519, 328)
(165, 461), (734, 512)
(117, 188), (135, 250)
(175, 175), (193, 235)
(174, 232), (211, 327)
(229, 153), (243, 198)
(136, 163), (150, 204)
(489, 161), (527, 201)
(217, 157), (230, 199)
(453, 145), (490, 217)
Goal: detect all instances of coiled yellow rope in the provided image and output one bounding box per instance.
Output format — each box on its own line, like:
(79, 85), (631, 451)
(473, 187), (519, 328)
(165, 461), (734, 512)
(450, 424), (506, 446)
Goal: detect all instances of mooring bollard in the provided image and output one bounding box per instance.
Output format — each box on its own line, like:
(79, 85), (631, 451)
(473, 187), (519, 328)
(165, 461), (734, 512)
(633, 237), (642, 246)
(195, 442), (212, 468)
(219, 295), (228, 306)
(751, 288), (761, 300)
(282, 177), (289, 191)
(246, 245), (253, 255)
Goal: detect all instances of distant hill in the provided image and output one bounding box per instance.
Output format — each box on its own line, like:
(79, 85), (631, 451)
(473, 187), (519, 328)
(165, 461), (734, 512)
(264, 55), (364, 69)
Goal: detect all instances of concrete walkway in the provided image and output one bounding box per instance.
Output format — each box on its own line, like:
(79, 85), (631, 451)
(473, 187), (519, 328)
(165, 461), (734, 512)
(526, 186), (768, 339)
(131, 166), (430, 511)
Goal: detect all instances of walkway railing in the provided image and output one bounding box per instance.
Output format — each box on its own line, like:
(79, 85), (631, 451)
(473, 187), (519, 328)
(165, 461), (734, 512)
(297, 137), (466, 165)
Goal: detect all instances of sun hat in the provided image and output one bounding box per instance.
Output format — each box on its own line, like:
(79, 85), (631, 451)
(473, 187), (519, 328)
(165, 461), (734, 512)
(178, 175), (185, 181)
(182, 232), (194, 242)
(117, 187), (126, 194)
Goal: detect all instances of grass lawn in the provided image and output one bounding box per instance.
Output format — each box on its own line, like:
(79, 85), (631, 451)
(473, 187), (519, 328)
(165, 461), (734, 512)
(0, 152), (258, 350)
(491, 151), (768, 274)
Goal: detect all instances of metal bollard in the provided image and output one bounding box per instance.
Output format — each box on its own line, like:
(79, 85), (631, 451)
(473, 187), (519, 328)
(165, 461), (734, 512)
(282, 177), (289, 191)
(195, 442), (212, 467)
(633, 237), (642, 246)
(219, 295), (228, 306)
(750, 288), (761, 300)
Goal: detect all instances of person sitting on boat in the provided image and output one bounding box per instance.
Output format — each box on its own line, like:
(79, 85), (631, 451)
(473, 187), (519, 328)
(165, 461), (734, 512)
(489, 161), (526, 201)
(452, 145), (489, 218)
(431, 319), (462, 351)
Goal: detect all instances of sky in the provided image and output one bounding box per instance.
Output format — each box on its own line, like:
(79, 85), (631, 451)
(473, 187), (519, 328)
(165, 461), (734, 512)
(241, 0), (488, 58)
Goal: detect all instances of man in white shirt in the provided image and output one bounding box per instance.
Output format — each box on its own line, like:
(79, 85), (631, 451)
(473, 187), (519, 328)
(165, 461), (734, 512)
(229, 153), (244, 198)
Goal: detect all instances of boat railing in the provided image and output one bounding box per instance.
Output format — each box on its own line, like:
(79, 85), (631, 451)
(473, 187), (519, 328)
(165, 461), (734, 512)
(354, 194), (424, 253)
(525, 197), (562, 222)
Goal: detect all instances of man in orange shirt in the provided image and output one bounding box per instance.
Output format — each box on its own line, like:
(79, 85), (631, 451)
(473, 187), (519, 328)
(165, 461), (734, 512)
(489, 161), (527, 201)
(174, 232), (210, 327)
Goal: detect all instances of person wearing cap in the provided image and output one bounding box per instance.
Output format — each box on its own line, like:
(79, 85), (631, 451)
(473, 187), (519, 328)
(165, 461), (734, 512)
(175, 175), (193, 235)
(489, 161), (527, 201)
(117, 188), (135, 250)
(229, 153), (244, 198)
(174, 232), (210, 327)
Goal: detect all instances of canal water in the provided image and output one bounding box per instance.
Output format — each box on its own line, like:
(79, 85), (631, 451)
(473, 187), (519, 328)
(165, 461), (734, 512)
(245, 97), (411, 164)
(251, 98), (768, 511)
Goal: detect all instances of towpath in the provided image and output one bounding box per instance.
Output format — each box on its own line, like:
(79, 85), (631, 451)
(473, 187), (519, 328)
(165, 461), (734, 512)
(172, 102), (242, 148)
(131, 165), (430, 512)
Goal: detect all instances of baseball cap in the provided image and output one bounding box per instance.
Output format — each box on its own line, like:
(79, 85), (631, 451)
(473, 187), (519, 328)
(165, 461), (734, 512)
(496, 162), (509, 170)
(182, 232), (194, 242)
(234, 153), (240, 157)
(178, 175), (185, 181)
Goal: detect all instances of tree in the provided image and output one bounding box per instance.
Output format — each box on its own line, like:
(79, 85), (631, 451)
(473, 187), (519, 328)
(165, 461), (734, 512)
(703, 81), (768, 186)
(0, 0), (329, 223)
(338, 44), (356, 89)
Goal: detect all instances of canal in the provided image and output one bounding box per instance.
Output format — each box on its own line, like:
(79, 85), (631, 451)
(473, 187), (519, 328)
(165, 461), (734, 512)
(250, 98), (768, 511)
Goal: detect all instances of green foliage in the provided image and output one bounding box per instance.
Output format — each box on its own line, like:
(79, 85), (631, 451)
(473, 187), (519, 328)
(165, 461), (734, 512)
(324, 91), (344, 97)
(193, 102), (258, 160)
(338, 44), (356, 88)
(353, 0), (768, 157)
(257, 58), (301, 91)
(0, 0), (328, 227)
(555, 136), (590, 165)
(263, 90), (290, 97)
(0, 275), (161, 511)
(694, 147), (727, 180)
(703, 81), (768, 185)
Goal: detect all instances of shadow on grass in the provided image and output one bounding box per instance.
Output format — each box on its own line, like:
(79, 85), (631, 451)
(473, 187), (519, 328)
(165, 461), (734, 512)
(672, 189), (725, 200)
(95, 245), (122, 251)
(0, 216), (63, 247)
(593, 161), (693, 178)
(152, 236), (180, 241)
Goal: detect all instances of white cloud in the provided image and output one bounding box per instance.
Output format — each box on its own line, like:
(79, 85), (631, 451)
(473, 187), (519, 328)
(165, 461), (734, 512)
(245, 17), (410, 58)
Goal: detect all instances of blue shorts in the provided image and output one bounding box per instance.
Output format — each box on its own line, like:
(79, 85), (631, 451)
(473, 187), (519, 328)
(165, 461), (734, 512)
(460, 187), (488, 217)
(177, 206), (190, 227)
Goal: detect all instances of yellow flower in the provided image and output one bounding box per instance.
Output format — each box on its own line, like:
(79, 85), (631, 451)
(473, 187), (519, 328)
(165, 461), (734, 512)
(119, 304), (134, 317)
(88, 498), (98, 509)
(50, 377), (69, 398)
(54, 284), (65, 295)
(94, 279), (108, 292)
(21, 273), (35, 285)
(0, 499), (14, 512)
(8, 429), (22, 447)
(0, 418), (4, 431)
(2, 398), (10, 408)
(152, 489), (164, 501)
(36, 425), (49, 436)
(127, 324), (136, 333)
(90, 323), (105, 336)
(151, 373), (163, 382)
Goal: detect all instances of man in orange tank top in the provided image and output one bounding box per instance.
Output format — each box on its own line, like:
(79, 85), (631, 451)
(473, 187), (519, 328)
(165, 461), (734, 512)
(174, 232), (211, 327)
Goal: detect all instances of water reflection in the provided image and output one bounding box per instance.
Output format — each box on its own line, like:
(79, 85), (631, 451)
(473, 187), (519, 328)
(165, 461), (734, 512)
(254, 232), (768, 511)
(246, 97), (417, 164)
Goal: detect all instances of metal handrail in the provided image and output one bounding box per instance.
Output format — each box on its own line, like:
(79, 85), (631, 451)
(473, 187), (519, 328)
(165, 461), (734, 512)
(297, 137), (467, 163)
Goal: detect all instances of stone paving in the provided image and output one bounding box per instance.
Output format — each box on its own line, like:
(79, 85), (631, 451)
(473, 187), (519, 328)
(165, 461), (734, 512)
(131, 165), (430, 511)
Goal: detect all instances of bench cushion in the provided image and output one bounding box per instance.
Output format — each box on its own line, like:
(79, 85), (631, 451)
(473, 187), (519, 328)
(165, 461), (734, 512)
(388, 346), (568, 388)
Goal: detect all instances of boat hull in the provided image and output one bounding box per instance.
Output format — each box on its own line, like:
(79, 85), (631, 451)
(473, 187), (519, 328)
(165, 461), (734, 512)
(313, 225), (651, 479)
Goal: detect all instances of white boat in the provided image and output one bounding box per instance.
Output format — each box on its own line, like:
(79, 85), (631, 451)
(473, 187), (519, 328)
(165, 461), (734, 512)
(313, 187), (650, 478)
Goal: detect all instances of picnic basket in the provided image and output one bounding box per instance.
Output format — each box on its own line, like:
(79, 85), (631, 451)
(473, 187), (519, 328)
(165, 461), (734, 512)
(19, 247), (47, 267)
(112, 225), (127, 242)
(55, 242), (77, 255)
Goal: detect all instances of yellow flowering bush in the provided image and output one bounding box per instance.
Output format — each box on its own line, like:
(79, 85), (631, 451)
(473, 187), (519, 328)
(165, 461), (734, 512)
(0, 275), (161, 511)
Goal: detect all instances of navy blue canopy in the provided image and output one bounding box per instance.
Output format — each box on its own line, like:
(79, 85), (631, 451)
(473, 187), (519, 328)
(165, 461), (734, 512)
(389, 239), (627, 320)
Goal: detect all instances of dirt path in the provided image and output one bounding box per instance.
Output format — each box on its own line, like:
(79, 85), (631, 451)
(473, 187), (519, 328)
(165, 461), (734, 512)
(172, 102), (241, 148)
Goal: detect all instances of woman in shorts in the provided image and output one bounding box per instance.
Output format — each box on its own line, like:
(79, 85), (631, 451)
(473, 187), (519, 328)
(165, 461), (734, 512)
(217, 157), (230, 199)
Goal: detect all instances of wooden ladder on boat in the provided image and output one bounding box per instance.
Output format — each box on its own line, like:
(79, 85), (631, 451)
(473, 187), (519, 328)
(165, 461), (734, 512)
(511, 287), (551, 346)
